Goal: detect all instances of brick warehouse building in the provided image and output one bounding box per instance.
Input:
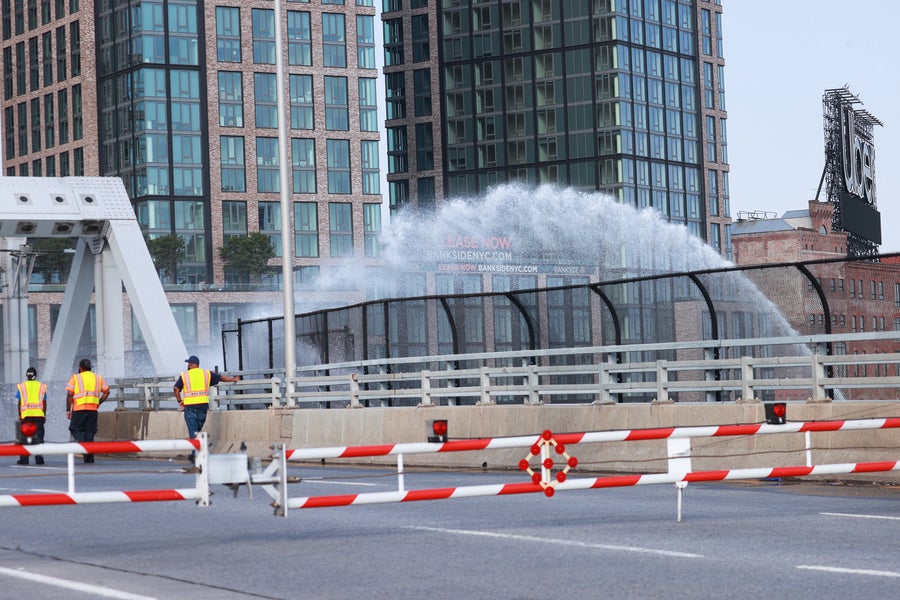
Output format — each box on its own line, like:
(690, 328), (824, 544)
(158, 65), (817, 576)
(732, 201), (900, 401)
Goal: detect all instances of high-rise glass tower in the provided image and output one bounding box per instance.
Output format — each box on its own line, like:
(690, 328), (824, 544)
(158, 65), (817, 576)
(1, 0), (381, 362)
(383, 0), (731, 257)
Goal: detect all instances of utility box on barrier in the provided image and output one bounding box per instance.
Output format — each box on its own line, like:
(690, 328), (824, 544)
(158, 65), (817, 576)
(207, 453), (250, 486)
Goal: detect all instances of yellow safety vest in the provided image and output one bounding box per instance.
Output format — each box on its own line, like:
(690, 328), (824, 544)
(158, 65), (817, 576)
(181, 368), (212, 405)
(18, 380), (47, 419)
(71, 372), (104, 411)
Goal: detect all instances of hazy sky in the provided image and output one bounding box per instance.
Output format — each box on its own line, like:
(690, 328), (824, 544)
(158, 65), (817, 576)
(723, 0), (900, 252)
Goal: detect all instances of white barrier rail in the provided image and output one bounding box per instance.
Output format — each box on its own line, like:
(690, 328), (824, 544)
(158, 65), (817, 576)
(107, 331), (900, 409)
(261, 417), (900, 520)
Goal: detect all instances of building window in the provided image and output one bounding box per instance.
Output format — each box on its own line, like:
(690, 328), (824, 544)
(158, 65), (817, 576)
(358, 77), (377, 131)
(218, 71), (243, 127)
(324, 75), (348, 131)
(289, 74), (314, 129)
(387, 126), (407, 173)
(357, 14), (375, 69)
(253, 73), (278, 129)
(3, 47), (12, 100)
(413, 68), (431, 117)
(415, 123), (433, 171)
(287, 11), (311, 66)
(257, 201), (282, 258)
(28, 36), (38, 91)
(16, 41), (24, 94)
(291, 137), (316, 194)
(72, 83), (82, 140)
(329, 202), (353, 257)
(29, 97), (39, 152)
(69, 20), (80, 74)
(326, 139), (350, 194)
(383, 18), (403, 66)
(42, 31), (51, 86)
(220, 136), (246, 192)
(256, 137), (279, 193)
(361, 139), (379, 195)
(363, 203), (381, 257)
(294, 201), (318, 258)
(417, 177), (435, 210)
(322, 13), (346, 68)
(412, 14), (429, 62)
(254, 72), (277, 128)
(252, 8), (275, 64)
(222, 201), (247, 248)
(385, 72), (405, 120)
(216, 6), (241, 62)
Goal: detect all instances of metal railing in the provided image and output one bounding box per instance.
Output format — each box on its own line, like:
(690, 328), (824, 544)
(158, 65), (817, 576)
(108, 331), (900, 410)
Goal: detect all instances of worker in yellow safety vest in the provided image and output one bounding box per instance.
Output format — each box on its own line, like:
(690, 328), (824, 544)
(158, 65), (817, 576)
(174, 355), (241, 443)
(15, 367), (47, 465)
(65, 358), (110, 464)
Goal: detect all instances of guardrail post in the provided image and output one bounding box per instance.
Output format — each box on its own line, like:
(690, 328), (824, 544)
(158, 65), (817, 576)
(420, 370), (433, 406)
(527, 364), (540, 404)
(479, 367), (491, 405)
(812, 354), (826, 400)
(349, 373), (361, 408)
(656, 360), (669, 402)
(143, 382), (153, 411)
(740, 355), (755, 400)
(704, 347), (717, 403)
(597, 359), (612, 404)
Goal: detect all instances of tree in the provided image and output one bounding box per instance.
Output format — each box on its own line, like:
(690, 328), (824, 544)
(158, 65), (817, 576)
(219, 232), (275, 277)
(146, 234), (185, 281)
(29, 237), (76, 283)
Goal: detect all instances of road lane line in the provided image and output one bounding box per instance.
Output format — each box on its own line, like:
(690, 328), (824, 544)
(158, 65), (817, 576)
(406, 525), (703, 558)
(820, 512), (900, 521)
(797, 565), (900, 578)
(0, 566), (157, 599)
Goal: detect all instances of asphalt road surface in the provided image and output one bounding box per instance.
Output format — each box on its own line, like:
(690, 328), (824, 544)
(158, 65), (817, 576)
(1, 456), (898, 599)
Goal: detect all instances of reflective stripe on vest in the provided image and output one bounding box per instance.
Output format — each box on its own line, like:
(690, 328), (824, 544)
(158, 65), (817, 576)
(182, 368), (211, 405)
(72, 372), (103, 411)
(18, 380), (47, 419)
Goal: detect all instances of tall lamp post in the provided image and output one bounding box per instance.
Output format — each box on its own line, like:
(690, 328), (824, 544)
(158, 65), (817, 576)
(274, 0), (297, 404)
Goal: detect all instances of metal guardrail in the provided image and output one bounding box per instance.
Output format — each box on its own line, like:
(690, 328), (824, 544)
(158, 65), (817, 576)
(108, 332), (900, 410)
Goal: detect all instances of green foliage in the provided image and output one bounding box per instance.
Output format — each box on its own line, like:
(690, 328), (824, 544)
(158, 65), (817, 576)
(146, 234), (185, 278)
(219, 232), (276, 276)
(29, 238), (75, 283)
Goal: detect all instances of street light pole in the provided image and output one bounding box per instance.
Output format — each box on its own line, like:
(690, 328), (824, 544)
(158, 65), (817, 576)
(274, 0), (297, 405)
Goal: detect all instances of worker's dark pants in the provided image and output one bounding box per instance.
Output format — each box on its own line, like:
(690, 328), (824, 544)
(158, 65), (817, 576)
(69, 410), (99, 462)
(183, 404), (209, 439)
(16, 417), (45, 464)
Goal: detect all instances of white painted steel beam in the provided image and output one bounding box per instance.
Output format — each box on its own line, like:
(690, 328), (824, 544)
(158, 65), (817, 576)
(0, 176), (187, 380)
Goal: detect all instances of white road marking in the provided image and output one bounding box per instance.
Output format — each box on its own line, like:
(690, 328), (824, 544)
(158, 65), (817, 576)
(303, 479), (379, 487)
(797, 565), (900, 578)
(821, 512), (900, 521)
(0, 566), (157, 599)
(406, 525), (703, 558)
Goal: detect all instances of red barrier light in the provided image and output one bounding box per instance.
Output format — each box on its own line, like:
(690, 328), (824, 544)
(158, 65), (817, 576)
(426, 419), (448, 443)
(765, 402), (787, 425)
(20, 421), (37, 438)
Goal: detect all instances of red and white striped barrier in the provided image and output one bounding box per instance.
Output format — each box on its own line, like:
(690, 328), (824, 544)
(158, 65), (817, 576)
(274, 418), (900, 517)
(0, 488), (203, 508)
(286, 460), (900, 510)
(283, 417), (900, 461)
(0, 439), (200, 459)
(1, 436), (209, 509)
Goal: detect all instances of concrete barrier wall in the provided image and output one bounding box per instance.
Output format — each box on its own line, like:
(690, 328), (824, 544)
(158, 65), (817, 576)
(99, 401), (900, 482)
